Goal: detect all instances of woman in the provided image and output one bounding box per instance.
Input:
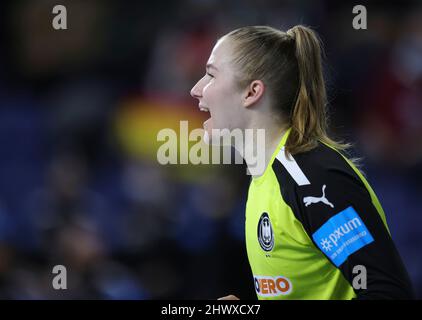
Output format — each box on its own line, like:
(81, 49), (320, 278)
(190, 25), (413, 299)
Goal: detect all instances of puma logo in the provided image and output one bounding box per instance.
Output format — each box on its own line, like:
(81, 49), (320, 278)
(303, 185), (334, 208)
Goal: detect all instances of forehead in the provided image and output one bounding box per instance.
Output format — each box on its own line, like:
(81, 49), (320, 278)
(207, 36), (233, 69)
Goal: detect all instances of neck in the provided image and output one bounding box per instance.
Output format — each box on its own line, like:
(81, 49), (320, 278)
(235, 120), (286, 178)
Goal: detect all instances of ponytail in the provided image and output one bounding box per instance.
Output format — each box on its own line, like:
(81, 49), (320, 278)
(285, 25), (349, 154)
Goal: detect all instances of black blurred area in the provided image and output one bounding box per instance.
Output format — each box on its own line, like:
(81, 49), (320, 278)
(0, 0), (420, 299)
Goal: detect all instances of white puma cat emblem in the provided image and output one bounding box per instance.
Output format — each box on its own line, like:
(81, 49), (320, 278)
(303, 185), (334, 208)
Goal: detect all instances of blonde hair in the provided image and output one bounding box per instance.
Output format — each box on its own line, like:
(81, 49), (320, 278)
(225, 25), (351, 155)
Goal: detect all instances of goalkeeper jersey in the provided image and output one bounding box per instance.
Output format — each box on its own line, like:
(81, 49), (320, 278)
(245, 129), (413, 299)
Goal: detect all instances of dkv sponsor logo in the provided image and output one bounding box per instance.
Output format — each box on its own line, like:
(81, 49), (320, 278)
(254, 275), (292, 297)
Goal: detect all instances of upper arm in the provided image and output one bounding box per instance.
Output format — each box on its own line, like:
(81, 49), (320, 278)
(273, 145), (414, 299)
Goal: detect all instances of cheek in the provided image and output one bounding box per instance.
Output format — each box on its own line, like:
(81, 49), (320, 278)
(204, 80), (233, 104)
(202, 80), (216, 100)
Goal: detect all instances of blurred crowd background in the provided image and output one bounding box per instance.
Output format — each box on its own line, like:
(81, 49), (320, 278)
(0, 0), (421, 299)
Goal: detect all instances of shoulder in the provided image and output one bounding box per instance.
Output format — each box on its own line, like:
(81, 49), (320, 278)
(271, 142), (370, 230)
(272, 142), (363, 191)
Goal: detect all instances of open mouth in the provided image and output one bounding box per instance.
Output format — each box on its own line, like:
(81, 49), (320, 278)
(199, 105), (209, 112)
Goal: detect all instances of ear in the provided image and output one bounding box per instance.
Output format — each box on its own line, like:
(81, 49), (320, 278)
(243, 80), (265, 108)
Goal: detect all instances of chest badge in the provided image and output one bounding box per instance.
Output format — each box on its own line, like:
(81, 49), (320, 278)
(257, 212), (274, 252)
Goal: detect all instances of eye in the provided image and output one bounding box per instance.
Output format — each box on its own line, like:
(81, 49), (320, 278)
(206, 72), (214, 78)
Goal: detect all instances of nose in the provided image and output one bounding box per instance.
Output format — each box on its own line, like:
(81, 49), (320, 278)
(190, 80), (202, 99)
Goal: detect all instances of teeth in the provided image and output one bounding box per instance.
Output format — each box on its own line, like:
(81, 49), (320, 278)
(199, 107), (209, 112)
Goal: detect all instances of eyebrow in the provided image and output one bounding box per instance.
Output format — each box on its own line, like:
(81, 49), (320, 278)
(206, 63), (218, 71)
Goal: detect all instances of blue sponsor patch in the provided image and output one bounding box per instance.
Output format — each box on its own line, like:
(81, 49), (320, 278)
(312, 206), (374, 267)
